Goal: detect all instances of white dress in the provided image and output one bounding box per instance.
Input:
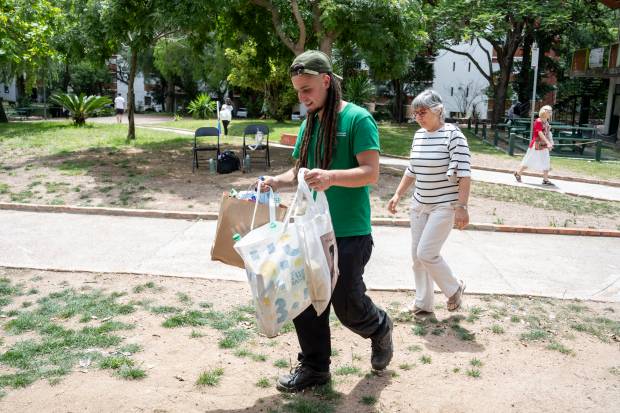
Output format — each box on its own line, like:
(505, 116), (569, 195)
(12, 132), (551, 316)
(521, 120), (552, 171)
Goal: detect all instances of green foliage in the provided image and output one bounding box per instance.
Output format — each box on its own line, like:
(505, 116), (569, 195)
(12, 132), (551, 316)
(100, 355), (135, 370)
(161, 310), (209, 328)
(196, 368), (224, 387)
(50, 93), (112, 127)
(467, 368), (481, 378)
(428, 0), (585, 124)
(469, 358), (484, 367)
(218, 329), (251, 349)
(0, 0), (63, 90)
(187, 94), (217, 120)
(361, 395), (378, 405)
(281, 321), (296, 333)
(274, 359), (289, 368)
(226, 40), (297, 123)
(255, 377), (270, 388)
(282, 397), (335, 413)
(116, 365), (147, 380)
(176, 292), (193, 306)
(491, 324), (505, 334)
(452, 324), (475, 341)
(234, 349), (252, 358)
(251, 353), (267, 362)
(150, 306), (182, 314)
(342, 72), (374, 107)
(333, 365), (361, 376)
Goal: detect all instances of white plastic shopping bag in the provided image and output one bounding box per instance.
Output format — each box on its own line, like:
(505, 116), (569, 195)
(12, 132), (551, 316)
(292, 169), (339, 316)
(234, 181), (311, 337)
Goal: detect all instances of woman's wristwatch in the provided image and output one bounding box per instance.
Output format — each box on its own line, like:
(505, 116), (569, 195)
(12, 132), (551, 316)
(456, 205), (468, 210)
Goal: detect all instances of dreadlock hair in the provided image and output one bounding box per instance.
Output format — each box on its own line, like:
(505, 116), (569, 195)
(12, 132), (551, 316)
(295, 72), (342, 172)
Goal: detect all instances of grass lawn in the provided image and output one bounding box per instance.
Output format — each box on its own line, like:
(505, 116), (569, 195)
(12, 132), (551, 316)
(378, 123), (620, 181)
(0, 121), (239, 155)
(152, 118), (304, 141)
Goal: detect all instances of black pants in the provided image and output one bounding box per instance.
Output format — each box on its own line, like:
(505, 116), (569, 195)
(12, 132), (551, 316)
(292, 234), (390, 372)
(222, 120), (229, 135)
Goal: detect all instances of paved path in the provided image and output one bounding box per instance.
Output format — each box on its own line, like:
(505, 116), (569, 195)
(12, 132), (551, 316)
(1, 210), (619, 302)
(379, 157), (620, 202)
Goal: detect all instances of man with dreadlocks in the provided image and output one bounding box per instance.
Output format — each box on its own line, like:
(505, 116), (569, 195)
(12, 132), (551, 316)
(260, 50), (393, 393)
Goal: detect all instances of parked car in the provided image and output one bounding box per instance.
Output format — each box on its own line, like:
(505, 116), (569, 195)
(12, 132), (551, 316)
(236, 108), (248, 118)
(291, 113), (302, 121)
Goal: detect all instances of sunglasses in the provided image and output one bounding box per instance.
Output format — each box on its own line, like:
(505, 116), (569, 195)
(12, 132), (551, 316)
(413, 108), (429, 117)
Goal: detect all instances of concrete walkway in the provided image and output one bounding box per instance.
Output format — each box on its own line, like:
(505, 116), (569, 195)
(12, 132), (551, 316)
(1, 210), (619, 302)
(379, 157), (620, 202)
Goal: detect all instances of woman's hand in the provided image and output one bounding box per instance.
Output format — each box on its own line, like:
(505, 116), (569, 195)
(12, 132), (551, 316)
(387, 194), (401, 215)
(454, 207), (469, 231)
(547, 145), (554, 151)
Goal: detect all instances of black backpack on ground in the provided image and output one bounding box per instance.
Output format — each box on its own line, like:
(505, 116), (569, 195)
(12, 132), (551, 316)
(217, 151), (241, 174)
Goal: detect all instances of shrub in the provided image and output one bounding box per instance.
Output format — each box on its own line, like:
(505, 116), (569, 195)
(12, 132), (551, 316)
(187, 94), (217, 120)
(50, 93), (112, 126)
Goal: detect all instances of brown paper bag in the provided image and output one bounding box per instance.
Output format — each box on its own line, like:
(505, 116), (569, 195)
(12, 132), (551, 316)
(211, 193), (288, 268)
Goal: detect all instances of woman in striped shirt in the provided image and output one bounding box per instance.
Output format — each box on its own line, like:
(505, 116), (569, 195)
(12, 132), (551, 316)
(387, 90), (470, 314)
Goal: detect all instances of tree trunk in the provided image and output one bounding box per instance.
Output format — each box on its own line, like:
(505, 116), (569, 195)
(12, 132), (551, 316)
(491, 76), (511, 127)
(62, 62), (70, 93)
(16, 75), (26, 97)
(517, 35), (534, 105)
(166, 78), (175, 114)
(0, 97), (8, 123)
(127, 51), (138, 140)
(392, 78), (402, 124)
(318, 35), (336, 59)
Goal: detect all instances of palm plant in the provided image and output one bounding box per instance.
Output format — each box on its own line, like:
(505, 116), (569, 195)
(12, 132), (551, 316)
(50, 92), (112, 127)
(342, 72), (375, 108)
(187, 94), (217, 120)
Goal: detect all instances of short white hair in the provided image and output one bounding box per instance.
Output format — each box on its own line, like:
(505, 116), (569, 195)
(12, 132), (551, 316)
(539, 105), (553, 118)
(412, 89), (445, 122)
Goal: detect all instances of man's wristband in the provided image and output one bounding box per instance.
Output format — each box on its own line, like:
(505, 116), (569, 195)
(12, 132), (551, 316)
(456, 205), (468, 210)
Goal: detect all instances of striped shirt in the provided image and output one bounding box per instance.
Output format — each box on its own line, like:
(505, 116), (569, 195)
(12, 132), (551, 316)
(404, 123), (471, 205)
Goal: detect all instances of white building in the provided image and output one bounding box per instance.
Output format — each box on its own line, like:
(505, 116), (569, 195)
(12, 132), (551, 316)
(430, 40), (507, 120)
(0, 79), (18, 103)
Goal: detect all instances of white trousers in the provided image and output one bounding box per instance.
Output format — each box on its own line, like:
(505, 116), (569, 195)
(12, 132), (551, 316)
(410, 202), (460, 311)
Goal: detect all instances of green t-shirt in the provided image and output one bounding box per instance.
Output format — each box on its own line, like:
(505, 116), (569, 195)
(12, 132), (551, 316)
(292, 103), (380, 237)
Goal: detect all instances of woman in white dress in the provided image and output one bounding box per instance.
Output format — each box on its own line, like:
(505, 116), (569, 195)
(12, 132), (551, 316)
(514, 105), (554, 186)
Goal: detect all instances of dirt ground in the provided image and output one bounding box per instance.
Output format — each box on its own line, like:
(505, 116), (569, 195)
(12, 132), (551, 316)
(1, 139), (619, 229)
(0, 267), (619, 413)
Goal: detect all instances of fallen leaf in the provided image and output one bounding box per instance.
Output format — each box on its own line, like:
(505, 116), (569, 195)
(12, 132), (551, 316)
(79, 358), (91, 367)
(100, 316), (112, 322)
(152, 334), (160, 337)
(80, 370), (88, 373)
(147, 364), (155, 369)
(174, 375), (185, 381)
(90, 316), (98, 320)
(122, 352), (132, 356)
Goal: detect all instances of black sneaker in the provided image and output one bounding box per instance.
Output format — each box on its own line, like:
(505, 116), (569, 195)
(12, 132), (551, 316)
(371, 315), (394, 370)
(275, 363), (331, 393)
